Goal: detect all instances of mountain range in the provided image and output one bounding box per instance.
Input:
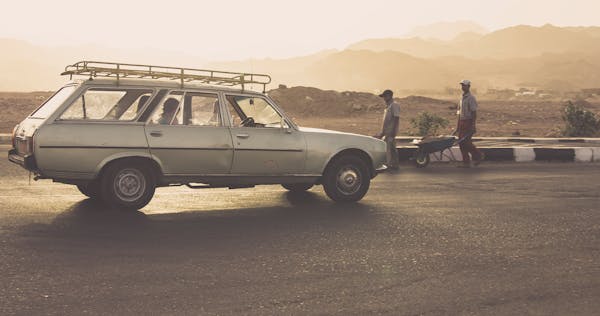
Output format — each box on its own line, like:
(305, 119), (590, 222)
(2, 23), (600, 93)
(213, 24), (600, 93)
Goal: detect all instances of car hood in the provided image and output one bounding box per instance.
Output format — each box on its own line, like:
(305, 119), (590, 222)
(298, 126), (369, 138)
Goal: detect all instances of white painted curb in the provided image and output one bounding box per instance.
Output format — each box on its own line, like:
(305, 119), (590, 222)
(514, 148), (536, 162)
(574, 148), (594, 162)
(591, 148), (600, 162)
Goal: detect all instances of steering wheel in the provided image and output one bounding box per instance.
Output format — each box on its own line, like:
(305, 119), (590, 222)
(240, 117), (255, 127)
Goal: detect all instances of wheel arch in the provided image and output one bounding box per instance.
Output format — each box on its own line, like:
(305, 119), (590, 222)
(322, 148), (375, 179)
(95, 155), (163, 182)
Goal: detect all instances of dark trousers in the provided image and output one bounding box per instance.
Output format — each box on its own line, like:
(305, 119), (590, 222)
(458, 119), (482, 164)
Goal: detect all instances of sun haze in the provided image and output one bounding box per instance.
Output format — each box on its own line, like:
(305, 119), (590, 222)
(1, 0), (600, 60)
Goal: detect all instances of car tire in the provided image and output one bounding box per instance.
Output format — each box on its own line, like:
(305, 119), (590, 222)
(282, 183), (314, 192)
(322, 155), (370, 202)
(76, 180), (101, 199)
(100, 161), (156, 210)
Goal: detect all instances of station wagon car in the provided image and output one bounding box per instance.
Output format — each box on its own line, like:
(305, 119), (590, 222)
(8, 61), (387, 210)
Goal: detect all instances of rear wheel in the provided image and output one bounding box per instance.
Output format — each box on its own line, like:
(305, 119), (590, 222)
(282, 183), (314, 192)
(76, 180), (101, 199)
(322, 155), (370, 202)
(100, 161), (156, 210)
(413, 150), (430, 168)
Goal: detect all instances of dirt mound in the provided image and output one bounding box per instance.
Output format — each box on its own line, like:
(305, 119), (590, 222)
(268, 86), (456, 117)
(398, 95), (457, 108)
(268, 86), (382, 116)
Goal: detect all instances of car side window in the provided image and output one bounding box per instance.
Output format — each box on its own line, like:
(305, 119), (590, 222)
(149, 91), (183, 125)
(183, 93), (221, 126)
(59, 88), (153, 120)
(225, 94), (287, 128)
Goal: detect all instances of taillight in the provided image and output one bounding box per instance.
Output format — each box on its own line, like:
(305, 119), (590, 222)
(11, 125), (18, 148)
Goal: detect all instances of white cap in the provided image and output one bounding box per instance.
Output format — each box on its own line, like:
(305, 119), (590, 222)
(459, 79), (471, 86)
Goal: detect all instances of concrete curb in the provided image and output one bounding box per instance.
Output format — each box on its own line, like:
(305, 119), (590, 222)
(397, 146), (600, 163)
(0, 134), (10, 144)
(396, 136), (600, 144)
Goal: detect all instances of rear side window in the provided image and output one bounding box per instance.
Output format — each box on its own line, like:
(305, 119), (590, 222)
(59, 88), (153, 121)
(30, 85), (78, 119)
(185, 93), (221, 126)
(149, 91), (221, 127)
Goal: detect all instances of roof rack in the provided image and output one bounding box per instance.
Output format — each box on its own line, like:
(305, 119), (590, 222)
(61, 60), (272, 92)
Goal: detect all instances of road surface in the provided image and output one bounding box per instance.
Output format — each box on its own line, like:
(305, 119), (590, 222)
(0, 155), (599, 315)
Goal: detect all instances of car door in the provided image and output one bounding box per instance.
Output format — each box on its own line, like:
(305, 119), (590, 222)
(224, 93), (306, 175)
(145, 90), (234, 176)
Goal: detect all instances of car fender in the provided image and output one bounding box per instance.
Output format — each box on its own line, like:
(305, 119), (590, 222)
(319, 146), (375, 175)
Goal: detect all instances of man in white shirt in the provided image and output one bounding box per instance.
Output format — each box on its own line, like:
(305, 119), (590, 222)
(454, 80), (483, 167)
(374, 89), (400, 170)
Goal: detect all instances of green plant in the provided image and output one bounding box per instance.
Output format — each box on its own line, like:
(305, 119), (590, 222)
(562, 101), (600, 137)
(410, 111), (449, 136)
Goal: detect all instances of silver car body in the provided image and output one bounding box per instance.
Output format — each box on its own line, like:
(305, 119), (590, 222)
(10, 78), (387, 188)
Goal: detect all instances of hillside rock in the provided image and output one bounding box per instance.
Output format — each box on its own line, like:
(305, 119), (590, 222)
(268, 86), (456, 117)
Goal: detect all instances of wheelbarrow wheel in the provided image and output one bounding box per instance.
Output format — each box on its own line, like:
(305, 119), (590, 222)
(413, 150), (430, 168)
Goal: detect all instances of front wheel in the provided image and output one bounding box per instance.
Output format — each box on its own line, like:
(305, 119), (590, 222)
(282, 183), (314, 192)
(322, 155), (370, 202)
(100, 161), (156, 210)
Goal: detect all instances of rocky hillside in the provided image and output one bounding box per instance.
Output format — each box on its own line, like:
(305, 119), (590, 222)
(268, 86), (456, 117)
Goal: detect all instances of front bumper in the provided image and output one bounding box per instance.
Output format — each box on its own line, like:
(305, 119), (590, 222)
(8, 149), (38, 171)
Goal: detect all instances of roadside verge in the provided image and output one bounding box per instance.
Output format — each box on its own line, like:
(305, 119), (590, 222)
(397, 146), (600, 162)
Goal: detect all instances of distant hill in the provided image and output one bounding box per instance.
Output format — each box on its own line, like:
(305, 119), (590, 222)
(2, 24), (600, 93)
(404, 21), (488, 41)
(0, 38), (208, 91)
(208, 49), (337, 88)
(347, 24), (600, 59)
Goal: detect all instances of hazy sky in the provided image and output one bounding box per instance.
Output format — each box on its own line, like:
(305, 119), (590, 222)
(1, 0), (599, 60)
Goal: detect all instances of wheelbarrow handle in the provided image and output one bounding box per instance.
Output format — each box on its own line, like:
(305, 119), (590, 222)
(454, 131), (475, 144)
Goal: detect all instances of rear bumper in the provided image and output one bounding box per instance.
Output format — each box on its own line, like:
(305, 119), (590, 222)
(8, 149), (38, 171)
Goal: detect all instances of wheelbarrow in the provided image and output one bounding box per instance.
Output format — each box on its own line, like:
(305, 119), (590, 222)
(411, 133), (472, 168)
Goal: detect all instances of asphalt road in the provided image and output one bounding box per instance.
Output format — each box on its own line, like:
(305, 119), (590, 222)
(0, 155), (599, 315)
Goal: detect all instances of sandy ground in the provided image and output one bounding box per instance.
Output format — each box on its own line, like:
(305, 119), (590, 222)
(2, 89), (599, 137)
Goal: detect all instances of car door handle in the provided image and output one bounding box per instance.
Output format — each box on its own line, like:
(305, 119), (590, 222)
(150, 131), (163, 137)
(236, 133), (250, 139)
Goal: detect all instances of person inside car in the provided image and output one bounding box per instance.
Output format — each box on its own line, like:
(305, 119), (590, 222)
(158, 98), (180, 125)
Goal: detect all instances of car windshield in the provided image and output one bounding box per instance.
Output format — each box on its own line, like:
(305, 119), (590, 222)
(30, 85), (78, 119)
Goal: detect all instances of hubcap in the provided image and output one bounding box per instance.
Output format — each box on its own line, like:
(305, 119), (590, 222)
(114, 168), (146, 202)
(336, 166), (362, 195)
